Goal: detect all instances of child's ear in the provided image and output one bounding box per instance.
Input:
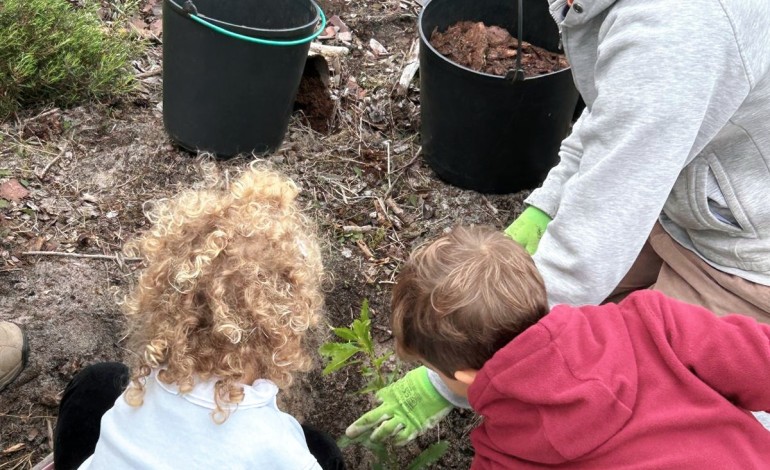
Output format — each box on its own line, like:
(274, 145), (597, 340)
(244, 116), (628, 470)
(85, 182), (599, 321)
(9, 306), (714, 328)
(454, 369), (478, 385)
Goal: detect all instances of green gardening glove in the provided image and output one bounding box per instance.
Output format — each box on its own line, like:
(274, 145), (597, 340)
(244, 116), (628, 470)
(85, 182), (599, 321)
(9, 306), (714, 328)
(504, 206), (552, 254)
(345, 366), (453, 445)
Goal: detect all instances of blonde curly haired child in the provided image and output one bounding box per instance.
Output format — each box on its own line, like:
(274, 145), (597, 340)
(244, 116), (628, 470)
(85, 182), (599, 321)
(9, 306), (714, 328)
(53, 166), (344, 470)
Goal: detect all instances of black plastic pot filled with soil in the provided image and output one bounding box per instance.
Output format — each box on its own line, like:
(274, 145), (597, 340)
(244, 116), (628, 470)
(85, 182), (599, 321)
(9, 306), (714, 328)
(419, 0), (579, 194)
(163, 0), (323, 157)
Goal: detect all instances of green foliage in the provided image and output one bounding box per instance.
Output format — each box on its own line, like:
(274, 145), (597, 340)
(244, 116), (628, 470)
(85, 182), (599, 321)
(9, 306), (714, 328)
(319, 299), (397, 393)
(320, 299), (449, 469)
(0, 0), (140, 119)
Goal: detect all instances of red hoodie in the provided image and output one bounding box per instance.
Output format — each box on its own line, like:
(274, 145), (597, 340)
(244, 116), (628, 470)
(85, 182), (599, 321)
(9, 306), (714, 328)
(468, 290), (770, 469)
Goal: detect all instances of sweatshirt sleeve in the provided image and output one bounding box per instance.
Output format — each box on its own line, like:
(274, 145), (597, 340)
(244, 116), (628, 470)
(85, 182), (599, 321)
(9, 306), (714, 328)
(646, 292), (770, 412)
(533, 3), (752, 307)
(525, 111), (587, 218)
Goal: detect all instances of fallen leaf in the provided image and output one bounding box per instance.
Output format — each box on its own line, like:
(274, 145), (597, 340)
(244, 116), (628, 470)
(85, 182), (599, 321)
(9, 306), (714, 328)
(0, 199), (9, 209)
(149, 20), (163, 36)
(344, 77), (366, 100)
(318, 25), (337, 40)
(81, 192), (98, 204)
(328, 15), (350, 33)
(369, 38), (389, 57)
(337, 31), (353, 42)
(129, 15), (148, 32)
(0, 179), (29, 202)
(27, 236), (45, 251)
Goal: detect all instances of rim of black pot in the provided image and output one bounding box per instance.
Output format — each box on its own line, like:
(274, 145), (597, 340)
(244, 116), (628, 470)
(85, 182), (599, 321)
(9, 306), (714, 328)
(417, 4), (570, 81)
(165, 0), (322, 37)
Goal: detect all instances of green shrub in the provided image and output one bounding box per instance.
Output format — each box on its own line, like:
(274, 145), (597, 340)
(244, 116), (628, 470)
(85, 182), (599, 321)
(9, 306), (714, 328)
(0, 0), (140, 119)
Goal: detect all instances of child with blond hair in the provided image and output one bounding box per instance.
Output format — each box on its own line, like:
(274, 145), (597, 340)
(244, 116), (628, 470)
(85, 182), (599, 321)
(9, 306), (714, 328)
(52, 166), (344, 470)
(356, 225), (770, 468)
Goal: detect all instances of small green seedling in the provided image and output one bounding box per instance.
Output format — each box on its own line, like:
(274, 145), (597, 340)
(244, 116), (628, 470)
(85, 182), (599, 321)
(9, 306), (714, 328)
(319, 299), (397, 393)
(320, 299), (449, 469)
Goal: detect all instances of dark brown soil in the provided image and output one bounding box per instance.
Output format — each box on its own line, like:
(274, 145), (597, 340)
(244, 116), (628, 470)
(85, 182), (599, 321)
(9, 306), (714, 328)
(430, 21), (569, 77)
(294, 56), (336, 134)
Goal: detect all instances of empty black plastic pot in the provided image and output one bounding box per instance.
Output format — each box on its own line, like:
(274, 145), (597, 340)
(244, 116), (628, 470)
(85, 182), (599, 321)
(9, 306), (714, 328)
(419, 0), (580, 194)
(163, 0), (321, 157)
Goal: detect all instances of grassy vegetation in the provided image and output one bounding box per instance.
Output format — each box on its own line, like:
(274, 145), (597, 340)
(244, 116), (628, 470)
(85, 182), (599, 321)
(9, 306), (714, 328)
(0, 0), (141, 119)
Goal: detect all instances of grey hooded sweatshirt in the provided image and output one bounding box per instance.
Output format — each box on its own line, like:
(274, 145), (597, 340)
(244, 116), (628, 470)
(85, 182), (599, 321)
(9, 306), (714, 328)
(526, 0), (770, 307)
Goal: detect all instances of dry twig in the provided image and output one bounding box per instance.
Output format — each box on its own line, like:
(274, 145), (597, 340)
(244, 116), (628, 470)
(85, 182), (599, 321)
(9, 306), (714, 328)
(23, 108), (59, 124)
(396, 39), (420, 96)
(481, 195), (499, 215)
(385, 198), (405, 216)
(342, 225), (374, 233)
(309, 42), (350, 57)
(21, 251), (142, 262)
(356, 239), (375, 260)
(136, 68), (162, 80)
(37, 144), (68, 180)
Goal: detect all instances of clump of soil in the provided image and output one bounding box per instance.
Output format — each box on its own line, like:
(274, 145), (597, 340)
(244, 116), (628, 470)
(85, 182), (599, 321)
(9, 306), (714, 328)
(294, 57), (336, 134)
(430, 21), (569, 77)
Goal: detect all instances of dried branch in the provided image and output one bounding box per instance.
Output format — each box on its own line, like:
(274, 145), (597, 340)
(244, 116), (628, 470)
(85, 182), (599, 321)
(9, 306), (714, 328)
(37, 144), (68, 180)
(21, 251), (142, 262)
(396, 39), (420, 96)
(309, 42), (350, 57)
(136, 68), (162, 80)
(343, 225), (374, 233)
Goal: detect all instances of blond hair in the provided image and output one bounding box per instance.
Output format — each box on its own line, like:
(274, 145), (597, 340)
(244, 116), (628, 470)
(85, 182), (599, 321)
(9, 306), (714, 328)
(122, 165), (324, 423)
(391, 225), (548, 377)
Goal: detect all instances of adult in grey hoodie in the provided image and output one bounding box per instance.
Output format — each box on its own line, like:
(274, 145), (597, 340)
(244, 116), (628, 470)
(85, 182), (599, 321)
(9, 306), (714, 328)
(347, 0), (770, 444)
(520, 0), (770, 311)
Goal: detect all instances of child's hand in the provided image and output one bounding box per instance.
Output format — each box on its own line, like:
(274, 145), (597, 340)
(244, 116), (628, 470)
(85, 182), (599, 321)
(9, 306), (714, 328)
(345, 366), (453, 445)
(504, 205), (552, 254)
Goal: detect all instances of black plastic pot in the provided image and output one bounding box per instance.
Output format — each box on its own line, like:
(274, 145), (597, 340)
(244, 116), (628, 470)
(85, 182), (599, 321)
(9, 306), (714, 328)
(419, 0), (580, 194)
(163, 0), (321, 157)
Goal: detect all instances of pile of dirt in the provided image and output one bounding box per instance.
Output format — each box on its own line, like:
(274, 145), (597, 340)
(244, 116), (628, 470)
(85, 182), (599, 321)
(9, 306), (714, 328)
(430, 21), (569, 76)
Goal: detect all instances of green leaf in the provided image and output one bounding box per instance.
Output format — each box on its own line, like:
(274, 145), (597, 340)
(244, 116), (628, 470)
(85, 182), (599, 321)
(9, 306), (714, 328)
(337, 435), (354, 449)
(318, 342), (361, 375)
(360, 298), (370, 322)
(0, 199), (9, 209)
(352, 320), (373, 354)
(353, 166), (363, 178)
(19, 178), (29, 188)
(0, 169), (10, 177)
(407, 441), (449, 470)
(360, 440), (390, 463)
(373, 351), (393, 369)
(332, 327), (358, 342)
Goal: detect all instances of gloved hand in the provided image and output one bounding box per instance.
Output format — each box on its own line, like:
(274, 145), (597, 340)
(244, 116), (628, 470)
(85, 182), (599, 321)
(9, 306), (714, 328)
(504, 206), (552, 254)
(345, 366), (453, 445)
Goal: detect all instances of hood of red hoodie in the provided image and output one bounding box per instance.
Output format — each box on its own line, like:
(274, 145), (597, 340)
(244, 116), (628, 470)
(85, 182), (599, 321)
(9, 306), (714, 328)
(468, 303), (638, 465)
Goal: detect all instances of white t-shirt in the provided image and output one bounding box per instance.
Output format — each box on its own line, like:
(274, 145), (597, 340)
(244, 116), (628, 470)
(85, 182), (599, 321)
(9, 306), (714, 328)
(79, 370), (321, 470)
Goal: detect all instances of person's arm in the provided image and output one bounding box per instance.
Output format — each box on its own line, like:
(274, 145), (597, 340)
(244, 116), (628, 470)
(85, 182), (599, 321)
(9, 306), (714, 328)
(642, 292), (770, 412)
(525, 111), (587, 218)
(534, 1), (751, 307)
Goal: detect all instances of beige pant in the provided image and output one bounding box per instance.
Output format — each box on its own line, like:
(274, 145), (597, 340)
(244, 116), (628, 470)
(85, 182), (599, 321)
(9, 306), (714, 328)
(607, 223), (770, 324)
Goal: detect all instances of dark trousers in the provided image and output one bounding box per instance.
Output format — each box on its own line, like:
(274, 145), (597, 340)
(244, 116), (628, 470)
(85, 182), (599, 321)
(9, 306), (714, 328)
(54, 362), (345, 470)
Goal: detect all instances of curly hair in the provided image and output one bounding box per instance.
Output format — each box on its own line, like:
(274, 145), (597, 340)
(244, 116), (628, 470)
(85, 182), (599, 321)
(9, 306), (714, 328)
(121, 165), (325, 423)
